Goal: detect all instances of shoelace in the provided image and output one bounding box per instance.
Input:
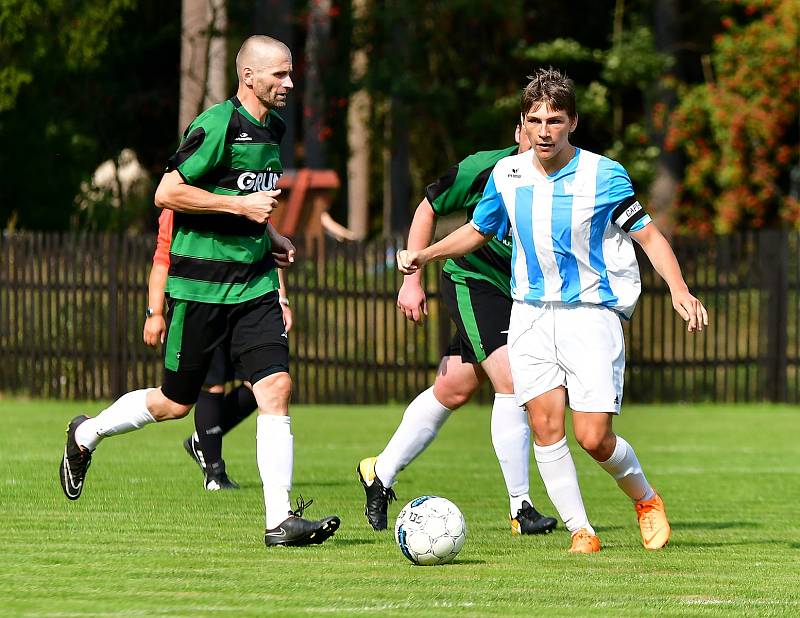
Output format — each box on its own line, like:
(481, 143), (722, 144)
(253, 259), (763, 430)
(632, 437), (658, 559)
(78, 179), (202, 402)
(383, 486), (397, 504)
(68, 449), (91, 470)
(291, 495), (314, 518)
(636, 502), (658, 532)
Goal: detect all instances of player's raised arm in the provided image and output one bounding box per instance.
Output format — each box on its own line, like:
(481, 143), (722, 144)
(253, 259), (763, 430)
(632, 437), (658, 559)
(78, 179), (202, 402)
(397, 222), (491, 274)
(630, 222), (708, 332)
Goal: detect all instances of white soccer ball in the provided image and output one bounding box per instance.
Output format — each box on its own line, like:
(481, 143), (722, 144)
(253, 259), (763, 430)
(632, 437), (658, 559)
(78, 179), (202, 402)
(394, 496), (466, 566)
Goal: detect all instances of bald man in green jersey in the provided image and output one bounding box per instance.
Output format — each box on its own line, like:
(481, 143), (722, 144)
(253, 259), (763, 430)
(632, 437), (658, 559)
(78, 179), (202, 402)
(60, 36), (339, 548)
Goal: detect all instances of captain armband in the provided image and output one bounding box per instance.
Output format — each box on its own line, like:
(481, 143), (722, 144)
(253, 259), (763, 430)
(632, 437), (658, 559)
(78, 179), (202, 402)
(612, 196), (649, 233)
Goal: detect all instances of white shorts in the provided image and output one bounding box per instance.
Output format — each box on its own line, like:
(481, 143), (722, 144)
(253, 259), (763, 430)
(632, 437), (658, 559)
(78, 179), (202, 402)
(507, 301), (625, 413)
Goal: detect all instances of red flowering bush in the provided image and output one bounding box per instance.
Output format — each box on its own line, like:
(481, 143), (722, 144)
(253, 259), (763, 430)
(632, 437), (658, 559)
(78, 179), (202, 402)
(666, 0), (799, 233)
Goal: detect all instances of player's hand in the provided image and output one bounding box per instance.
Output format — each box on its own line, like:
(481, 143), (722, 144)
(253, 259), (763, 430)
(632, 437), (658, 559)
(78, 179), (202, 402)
(396, 249), (426, 275)
(143, 315), (166, 347)
(671, 289), (708, 332)
(281, 303), (293, 333)
(271, 233), (296, 267)
(240, 189), (281, 223)
(397, 279), (428, 325)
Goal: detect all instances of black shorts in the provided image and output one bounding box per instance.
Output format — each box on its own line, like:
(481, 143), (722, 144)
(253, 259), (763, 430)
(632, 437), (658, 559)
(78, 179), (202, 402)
(203, 346), (239, 386)
(161, 291), (289, 405)
(440, 272), (511, 364)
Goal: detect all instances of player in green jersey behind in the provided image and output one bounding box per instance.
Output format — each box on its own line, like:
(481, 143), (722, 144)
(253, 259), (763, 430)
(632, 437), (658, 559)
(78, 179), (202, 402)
(358, 125), (558, 536)
(59, 35), (340, 548)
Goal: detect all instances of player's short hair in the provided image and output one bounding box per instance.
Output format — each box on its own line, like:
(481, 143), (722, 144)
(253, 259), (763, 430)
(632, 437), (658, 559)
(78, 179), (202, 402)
(521, 68), (576, 119)
(235, 35), (290, 77)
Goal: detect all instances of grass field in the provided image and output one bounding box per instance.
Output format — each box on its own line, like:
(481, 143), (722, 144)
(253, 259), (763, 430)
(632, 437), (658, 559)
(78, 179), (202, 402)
(1, 400), (798, 617)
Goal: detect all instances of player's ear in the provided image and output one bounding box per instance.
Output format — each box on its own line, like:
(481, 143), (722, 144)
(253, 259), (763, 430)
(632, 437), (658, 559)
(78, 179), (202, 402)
(569, 113), (578, 135)
(242, 67), (254, 87)
(514, 124), (521, 144)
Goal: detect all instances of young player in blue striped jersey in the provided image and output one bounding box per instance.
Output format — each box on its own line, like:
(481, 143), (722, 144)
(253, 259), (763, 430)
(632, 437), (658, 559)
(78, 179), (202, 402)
(398, 68), (708, 554)
(358, 126), (557, 536)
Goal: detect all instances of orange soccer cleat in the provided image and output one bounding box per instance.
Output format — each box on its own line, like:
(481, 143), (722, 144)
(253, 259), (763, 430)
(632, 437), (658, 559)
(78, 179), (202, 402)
(568, 528), (602, 554)
(635, 490), (671, 550)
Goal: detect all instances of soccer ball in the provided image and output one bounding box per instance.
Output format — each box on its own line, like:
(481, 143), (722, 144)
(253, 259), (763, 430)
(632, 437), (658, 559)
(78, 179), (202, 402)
(394, 496), (466, 566)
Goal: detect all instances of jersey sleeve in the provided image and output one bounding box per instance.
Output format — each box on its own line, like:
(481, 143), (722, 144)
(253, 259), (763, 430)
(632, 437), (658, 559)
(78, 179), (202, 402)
(425, 164), (467, 217)
(152, 209), (173, 267)
(165, 112), (228, 184)
(470, 172), (510, 238)
(604, 160), (652, 233)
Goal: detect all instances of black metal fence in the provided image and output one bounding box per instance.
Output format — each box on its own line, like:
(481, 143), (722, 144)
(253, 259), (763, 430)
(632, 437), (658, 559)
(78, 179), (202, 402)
(1, 230), (798, 404)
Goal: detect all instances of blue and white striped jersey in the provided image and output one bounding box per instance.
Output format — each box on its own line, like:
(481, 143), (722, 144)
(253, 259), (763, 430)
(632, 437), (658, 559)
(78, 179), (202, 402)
(471, 148), (651, 318)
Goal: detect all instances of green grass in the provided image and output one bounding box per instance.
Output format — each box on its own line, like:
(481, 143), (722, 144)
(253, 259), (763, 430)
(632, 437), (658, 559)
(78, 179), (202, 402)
(1, 400), (798, 617)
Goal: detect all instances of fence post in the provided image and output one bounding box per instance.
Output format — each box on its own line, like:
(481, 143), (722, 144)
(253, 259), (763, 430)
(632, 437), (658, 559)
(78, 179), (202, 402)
(759, 229), (788, 402)
(107, 234), (122, 399)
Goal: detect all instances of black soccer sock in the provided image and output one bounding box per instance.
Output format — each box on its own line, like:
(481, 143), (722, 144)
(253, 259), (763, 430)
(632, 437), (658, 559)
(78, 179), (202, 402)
(194, 391), (225, 467)
(219, 384), (258, 435)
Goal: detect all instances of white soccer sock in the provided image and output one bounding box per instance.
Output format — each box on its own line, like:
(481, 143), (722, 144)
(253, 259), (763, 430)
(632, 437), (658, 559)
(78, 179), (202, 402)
(533, 437), (594, 535)
(490, 393), (532, 515)
(374, 386), (451, 487)
(597, 435), (655, 502)
(75, 388), (156, 451)
(257, 414), (294, 530)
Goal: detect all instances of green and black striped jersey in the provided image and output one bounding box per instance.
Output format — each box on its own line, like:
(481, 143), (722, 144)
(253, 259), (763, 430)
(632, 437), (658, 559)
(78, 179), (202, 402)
(164, 96), (284, 304)
(425, 145), (517, 296)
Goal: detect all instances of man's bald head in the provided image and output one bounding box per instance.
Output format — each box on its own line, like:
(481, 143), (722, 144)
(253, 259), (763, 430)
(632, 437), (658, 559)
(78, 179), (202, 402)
(235, 36), (291, 81)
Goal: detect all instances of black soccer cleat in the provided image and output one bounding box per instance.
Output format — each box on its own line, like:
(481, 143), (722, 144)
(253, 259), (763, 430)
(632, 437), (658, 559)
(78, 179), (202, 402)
(204, 460), (240, 491)
(183, 434), (206, 473)
(264, 496), (341, 547)
(59, 415), (93, 501)
(511, 500), (558, 535)
(357, 456), (397, 531)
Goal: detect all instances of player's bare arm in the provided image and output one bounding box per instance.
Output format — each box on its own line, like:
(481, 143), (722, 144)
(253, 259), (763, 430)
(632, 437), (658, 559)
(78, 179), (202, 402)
(397, 198), (438, 324)
(397, 222), (490, 275)
(277, 268), (293, 333)
(143, 262), (168, 347)
(630, 223), (708, 332)
(154, 170), (281, 223)
(267, 223), (296, 267)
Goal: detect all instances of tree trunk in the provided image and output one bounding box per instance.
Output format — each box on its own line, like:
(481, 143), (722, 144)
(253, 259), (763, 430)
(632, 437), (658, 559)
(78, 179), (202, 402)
(254, 0), (296, 168)
(648, 0), (681, 234)
(303, 0), (331, 169)
(381, 1), (410, 236)
(179, 0), (227, 136)
(346, 0), (370, 239)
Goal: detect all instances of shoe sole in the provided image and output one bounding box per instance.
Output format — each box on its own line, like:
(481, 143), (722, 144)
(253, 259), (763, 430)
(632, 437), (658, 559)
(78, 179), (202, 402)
(59, 415), (91, 501)
(356, 462), (388, 531)
(265, 516), (341, 547)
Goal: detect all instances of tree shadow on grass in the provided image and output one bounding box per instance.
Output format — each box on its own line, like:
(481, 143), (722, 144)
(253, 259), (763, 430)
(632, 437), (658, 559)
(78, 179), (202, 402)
(668, 539), (779, 548)
(593, 525), (624, 532)
(673, 520), (761, 530)
(224, 480), (353, 490)
(332, 538), (379, 546)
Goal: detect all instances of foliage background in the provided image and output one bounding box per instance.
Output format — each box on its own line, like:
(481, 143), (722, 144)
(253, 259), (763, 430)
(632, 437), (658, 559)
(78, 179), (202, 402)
(0, 0), (796, 235)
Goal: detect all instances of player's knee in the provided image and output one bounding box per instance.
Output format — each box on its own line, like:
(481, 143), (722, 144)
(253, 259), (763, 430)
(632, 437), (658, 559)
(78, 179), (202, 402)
(532, 420), (563, 444)
(259, 371), (292, 399)
(150, 398), (192, 421)
(433, 383), (472, 409)
(574, 430), (612, 457)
